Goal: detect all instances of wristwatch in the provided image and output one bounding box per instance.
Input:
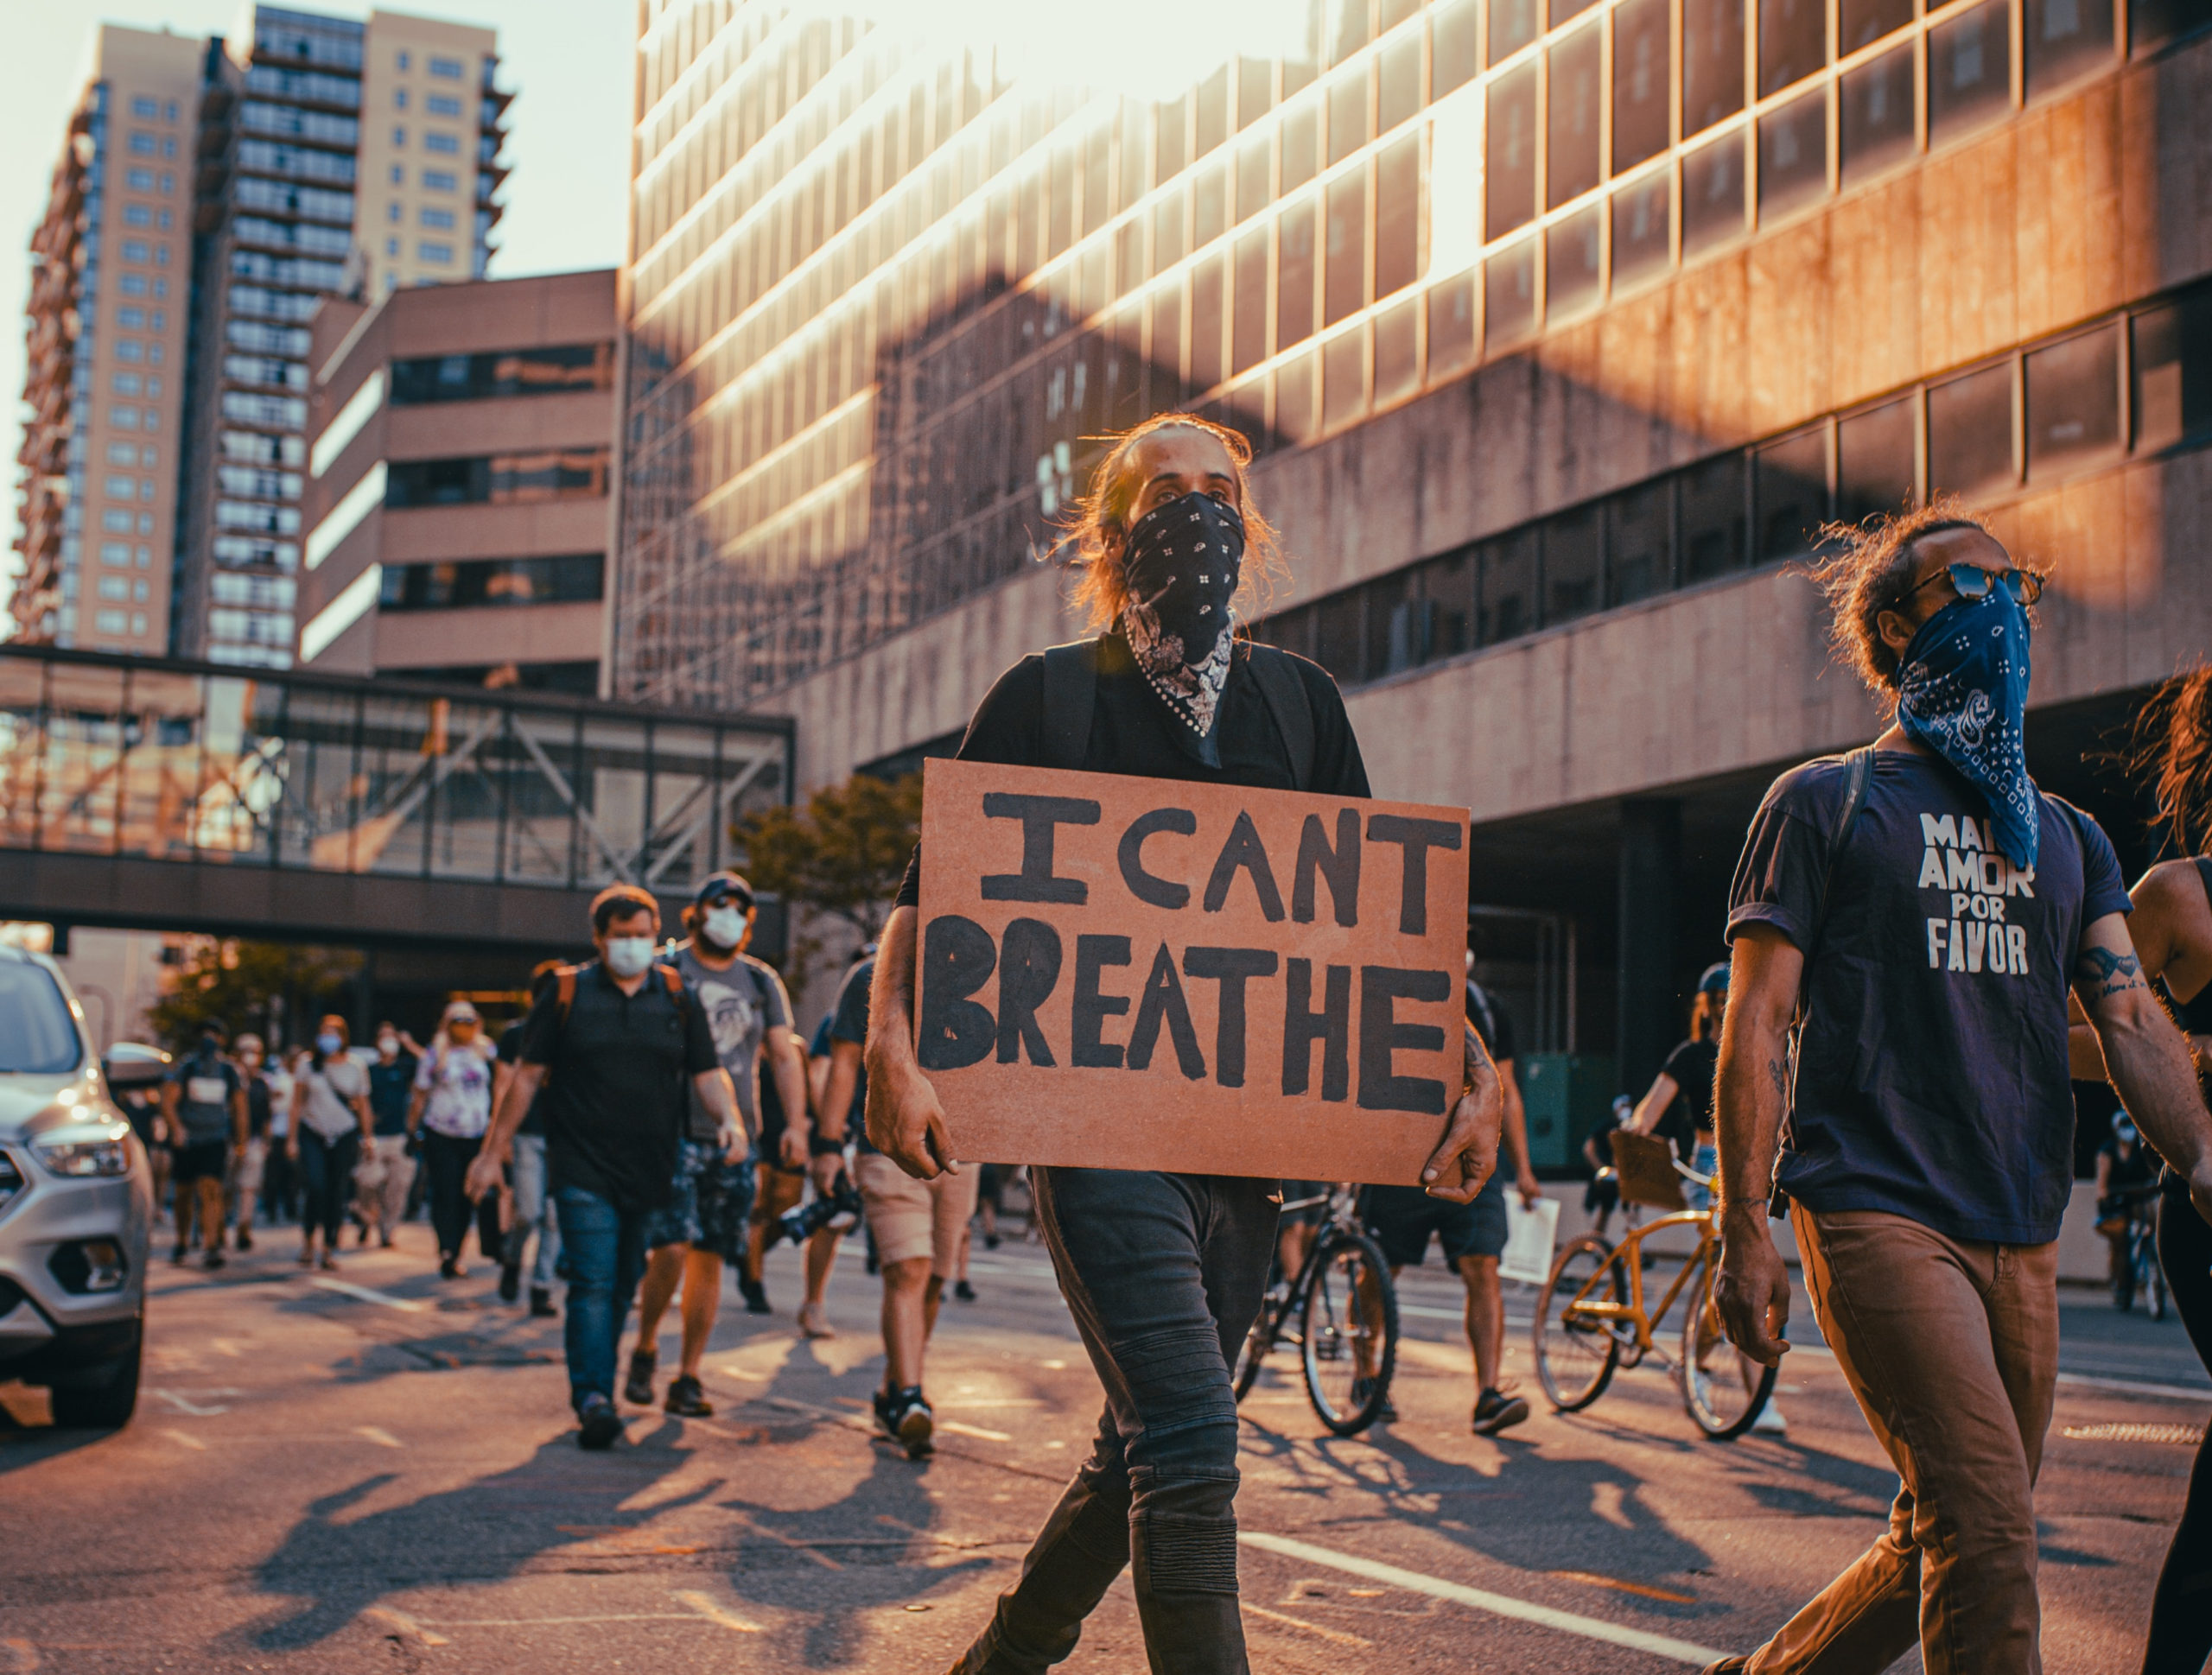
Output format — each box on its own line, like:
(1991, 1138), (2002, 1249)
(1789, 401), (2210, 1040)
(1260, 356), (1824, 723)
(808, 1131), (848, 1158)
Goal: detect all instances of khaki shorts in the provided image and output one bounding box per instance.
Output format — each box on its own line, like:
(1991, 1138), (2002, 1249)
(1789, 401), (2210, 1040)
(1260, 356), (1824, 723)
(856, 1151), (980, 1278)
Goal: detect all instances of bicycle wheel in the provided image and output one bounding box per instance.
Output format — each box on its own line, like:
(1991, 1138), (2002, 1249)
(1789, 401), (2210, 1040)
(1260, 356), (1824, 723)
(1535, 1234), (1624, 1412)
(1679, 1253), (1779, 1441)
(1300, 1232), (1398, 1437)
(1232, 1300), (1274, 1400)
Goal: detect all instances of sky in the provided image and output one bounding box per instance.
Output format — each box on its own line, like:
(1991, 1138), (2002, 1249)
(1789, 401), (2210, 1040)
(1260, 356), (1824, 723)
(0, 0), (635, 613)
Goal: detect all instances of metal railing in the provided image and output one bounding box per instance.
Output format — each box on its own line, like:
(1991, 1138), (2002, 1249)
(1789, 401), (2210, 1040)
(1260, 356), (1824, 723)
(0, 645), (792, 899)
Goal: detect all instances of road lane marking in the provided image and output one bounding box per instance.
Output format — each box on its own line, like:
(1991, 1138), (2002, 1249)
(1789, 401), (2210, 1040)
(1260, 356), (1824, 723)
(310, 1277), (429, 1313)
(355, 1426), (404, 1449)
(939, 1420), (1014, 1442)
(728, 1509), (844, 1570)
(2056, 1371), (2212, 1402)
(162, 1429), (207, 1451)
(1244, 1602), (1371, 1646)
(1238, 1532), (1726, 1666)
(672, 1590), (765, 1633)
(361, 1607), (449, 1646)
(1552, 1570), (1700, 1604)
(151, 1388), (233, 1416)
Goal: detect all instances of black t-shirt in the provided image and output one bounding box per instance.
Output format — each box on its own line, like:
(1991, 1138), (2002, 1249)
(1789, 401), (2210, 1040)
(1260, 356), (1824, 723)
(830, 960), (874, 1154)
(517, 961), (719, 1210)
(896, 632), (1371, 906)
(2100, 1137), (2158, 1193)
(1465, 979), (1517, 1066)
(496, 1019), (549, 1137)
(1656, 1037), (1718, 1152)
(1727, 748), (2130, 1245)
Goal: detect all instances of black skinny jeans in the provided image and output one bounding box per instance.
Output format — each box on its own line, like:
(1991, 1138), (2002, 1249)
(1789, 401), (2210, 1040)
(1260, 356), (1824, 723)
(2143, 1171), (2212, 1675)
(953, 1167), (1279, 1675)
(296, 1127), (359, 1247)
(422, 1131), (501, 1262)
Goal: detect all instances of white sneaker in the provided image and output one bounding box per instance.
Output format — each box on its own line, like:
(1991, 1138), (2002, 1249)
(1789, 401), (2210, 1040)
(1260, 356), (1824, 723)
(1751, 1402), (1789, 1436)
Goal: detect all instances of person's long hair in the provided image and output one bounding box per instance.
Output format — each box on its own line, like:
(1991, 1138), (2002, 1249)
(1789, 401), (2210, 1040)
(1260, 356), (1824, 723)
(2127, 663), (2212, 858)
(1062, 413), (1289, 634)
(310, 1014), (349, 1075)
(1691, 989), (1725, 1044)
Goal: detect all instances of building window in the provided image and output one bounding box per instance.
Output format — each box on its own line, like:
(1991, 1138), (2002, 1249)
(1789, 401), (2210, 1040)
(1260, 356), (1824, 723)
(397, 49), (410, 70)
(422, 168), (457, 191)
(391, 163), (406, 184)
(126, 168), (155, 191)
(395, 87), (410, 109)
(122, 238), (152, 263)
(427, 93), (462, 117)
(429, 55), (465, 79)
(1841, 43), (1917, 186)
(128, 131), (156, 155)
(2024, 324), (2121, 479)
(131, 95), (159, 117)
(419, 206), (455, 230)
(1929, 0), (2012, 143)
(124, 203), (154, 228)
(1927, 362), (2017, 498)
(378, 553), (606, 611)
(384, 447), (612, 508)
(417, 240), (454, 263)
(424, 130), (460, 155)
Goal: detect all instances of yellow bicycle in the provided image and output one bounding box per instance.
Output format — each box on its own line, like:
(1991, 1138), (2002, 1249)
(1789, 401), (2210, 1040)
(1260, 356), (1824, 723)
(1532, 1132), (1777, 1440)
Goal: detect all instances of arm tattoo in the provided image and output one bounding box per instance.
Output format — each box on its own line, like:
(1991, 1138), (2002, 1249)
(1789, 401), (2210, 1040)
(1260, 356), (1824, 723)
(1766, 1058), (1789, 1105)
(2075, 945), (2148, 999)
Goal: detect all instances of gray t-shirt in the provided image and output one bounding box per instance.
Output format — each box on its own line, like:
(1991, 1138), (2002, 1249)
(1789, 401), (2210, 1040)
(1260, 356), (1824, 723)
(671, 942), (792, 1145)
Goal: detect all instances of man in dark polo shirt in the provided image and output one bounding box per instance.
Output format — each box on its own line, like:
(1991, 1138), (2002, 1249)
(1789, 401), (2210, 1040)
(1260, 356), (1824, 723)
(468, 884), (737, 1449)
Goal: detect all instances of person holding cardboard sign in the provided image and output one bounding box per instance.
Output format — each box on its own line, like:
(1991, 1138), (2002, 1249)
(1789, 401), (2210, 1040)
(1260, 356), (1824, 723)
(859, 415), (1505, 1675)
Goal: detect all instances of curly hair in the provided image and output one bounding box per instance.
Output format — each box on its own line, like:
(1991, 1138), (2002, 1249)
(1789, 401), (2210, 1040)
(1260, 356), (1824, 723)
(2126, 663), (2212, 858)
(1802, 499), (1999, 699)
(1062, 413), (1289, 634)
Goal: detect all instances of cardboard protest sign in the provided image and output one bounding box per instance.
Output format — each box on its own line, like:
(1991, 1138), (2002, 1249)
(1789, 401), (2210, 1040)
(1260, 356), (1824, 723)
(915, 758), (1471, 1183)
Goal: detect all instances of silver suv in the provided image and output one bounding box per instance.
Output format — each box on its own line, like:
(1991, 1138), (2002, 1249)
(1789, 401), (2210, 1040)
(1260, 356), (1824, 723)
(0, 946), (153, 1427)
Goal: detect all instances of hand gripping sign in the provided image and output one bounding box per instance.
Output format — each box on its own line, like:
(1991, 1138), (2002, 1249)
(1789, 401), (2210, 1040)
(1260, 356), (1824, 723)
(915, 758), (1471, 1183)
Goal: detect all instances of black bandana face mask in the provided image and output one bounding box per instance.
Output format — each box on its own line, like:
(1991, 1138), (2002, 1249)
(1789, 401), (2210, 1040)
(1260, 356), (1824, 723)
(1118, 492), (1246, 756)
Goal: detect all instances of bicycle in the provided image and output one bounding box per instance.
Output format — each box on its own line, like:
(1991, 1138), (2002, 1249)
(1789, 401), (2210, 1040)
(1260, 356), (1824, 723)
(1231, 1183), (1401, 1436)
(2104, 1187), (2167, 1319)
(1533, 1132), (1777, 1441)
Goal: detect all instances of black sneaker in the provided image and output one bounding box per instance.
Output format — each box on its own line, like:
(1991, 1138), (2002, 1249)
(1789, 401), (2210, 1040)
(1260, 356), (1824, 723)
(530, 1286), (556, 1318)
(170, 1244), (188, 1266)
(739, 1275), (771, 1315)
(498, 1263), (521, 1304)
(235, 1227), (253, 1253)
(623, 1348), (657, 1406)
(576, 1393), (623, 1450)
(1351, 1376), (1397, 1424)
(664, 1374), (713, 1418)
(873, 1387), (897, 1438)
(953, 1278), (977, 1302)
(203, 1247), (226, 1271)
(887, 1386), (934, 1456)
(1471, 1386), (1530, 1437)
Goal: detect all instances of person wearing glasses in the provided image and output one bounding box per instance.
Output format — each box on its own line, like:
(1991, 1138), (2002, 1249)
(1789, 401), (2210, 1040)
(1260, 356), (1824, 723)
(1702, 508), (2212, 1675)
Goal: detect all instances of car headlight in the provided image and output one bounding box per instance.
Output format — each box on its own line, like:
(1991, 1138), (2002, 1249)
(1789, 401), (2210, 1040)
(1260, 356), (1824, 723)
(33, 1136), (130, 1177)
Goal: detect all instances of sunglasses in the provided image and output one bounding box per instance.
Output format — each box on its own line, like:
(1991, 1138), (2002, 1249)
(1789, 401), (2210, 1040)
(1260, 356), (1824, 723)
(1898, 562), (2046, 609)
(699, 888), (753, 912)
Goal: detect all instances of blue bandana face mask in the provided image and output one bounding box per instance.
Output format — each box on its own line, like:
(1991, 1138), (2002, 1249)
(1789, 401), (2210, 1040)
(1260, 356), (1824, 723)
(1894, 585), (2038, 869)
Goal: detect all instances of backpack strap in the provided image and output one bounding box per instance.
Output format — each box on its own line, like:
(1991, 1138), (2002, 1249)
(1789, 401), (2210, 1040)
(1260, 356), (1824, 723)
(660, 962), (684, 999)
(555, 965), (578, 1027)
(1040, 638), (1099, 772)
(1246, 643), (1316, 793)
(1810, 745), (1876, 951)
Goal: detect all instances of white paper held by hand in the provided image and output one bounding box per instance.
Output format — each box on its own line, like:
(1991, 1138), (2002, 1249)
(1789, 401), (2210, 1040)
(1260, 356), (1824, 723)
(1499, 1194), (1560, 1286)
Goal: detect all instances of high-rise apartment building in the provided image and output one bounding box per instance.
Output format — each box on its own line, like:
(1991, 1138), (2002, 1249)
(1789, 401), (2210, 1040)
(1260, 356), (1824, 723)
(170, 6), (508, 669)
(613, 2), (2212, 1113)
(10, 27), (200, 654)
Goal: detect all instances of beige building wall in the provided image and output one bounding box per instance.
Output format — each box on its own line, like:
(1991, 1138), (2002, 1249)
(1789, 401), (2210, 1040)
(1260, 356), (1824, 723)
(70, 27), (201, 657)
(354, 10), (499, 299)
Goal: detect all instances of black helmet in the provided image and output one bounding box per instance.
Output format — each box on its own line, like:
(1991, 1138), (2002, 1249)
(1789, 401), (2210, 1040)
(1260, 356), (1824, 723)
(1696, 961), (1732, 997)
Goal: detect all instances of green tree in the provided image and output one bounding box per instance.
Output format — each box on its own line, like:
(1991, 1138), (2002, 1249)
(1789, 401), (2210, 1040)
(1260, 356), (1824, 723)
(735, 772), (922, 972)
(146, 938), (361, 1051)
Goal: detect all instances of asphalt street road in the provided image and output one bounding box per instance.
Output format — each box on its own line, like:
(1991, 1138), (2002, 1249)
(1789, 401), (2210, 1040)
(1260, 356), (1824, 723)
(3, 1215), (2205, 1674)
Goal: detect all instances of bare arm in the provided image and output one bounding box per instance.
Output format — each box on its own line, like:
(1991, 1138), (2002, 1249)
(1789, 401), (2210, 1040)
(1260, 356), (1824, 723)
(1420, 1022), (1503, 1203)
(693, 1066), (742, 1159)
(230, 1088), (249, 1151)
(465, 1061), (543, 1201)
(2073, 912), (2212, 1226)
(766, 1026), (810, 1152)
(1497, 1058), (1540, 1205)
(864, 905), (958, 1181)
(1629, 1071), (1681, 1137)
(1712, 924), (1804, 1366)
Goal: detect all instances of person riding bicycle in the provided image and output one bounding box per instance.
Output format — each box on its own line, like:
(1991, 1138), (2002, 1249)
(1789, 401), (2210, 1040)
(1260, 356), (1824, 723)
(1629, 961), (1729, 1203)
(1364, 955), (1541, 1437)
(2095, 1113), (2161, 1305)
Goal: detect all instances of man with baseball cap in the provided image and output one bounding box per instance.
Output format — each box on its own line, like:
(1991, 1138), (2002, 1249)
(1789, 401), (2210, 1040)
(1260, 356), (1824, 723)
(624, 872), (812, 1418)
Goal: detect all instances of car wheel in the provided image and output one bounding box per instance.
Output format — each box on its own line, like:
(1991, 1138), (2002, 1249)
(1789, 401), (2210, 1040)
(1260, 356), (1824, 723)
(48, 1333), (142, 1430)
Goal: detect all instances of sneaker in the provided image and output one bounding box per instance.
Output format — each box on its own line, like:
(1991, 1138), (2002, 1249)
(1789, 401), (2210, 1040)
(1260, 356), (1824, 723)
(624, 1347), (658, 1406)
(1750, 1402), (1789, 1437)
(1472, 1386), (1530, 1437)
(235, 1227), (253, 1253)
(577, 1393), (623, 1450)
(664, 1374), (713, 1418)
(886, 1385), (934, 1456)
(318, 1251), (340, 1272)
(983, 1232), (1001, 1250)
(296, 1246), (314, 1267)
(797, 1302), (834, 1340)
(953, 1278), (977, 1303)
(439, 1257), (467, 1280)
(170, 1245), (189, 1266)
(204, 1248), (226, 1271)
(530, 1286), (556, 1318)
(739, 1274), (771, 1315)
(1350, 1376), (1397, 1424)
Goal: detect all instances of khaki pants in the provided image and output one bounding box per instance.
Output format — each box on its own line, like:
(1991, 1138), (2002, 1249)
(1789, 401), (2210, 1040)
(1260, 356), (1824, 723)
(357, 1134), (416, 1242)
(856, 1152), (979, 1278)
(1744, 1206), (2058, 1675)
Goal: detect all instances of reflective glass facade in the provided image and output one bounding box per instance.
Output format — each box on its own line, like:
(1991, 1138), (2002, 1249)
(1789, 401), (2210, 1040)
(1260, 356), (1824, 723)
(613, 0), (2142, 713)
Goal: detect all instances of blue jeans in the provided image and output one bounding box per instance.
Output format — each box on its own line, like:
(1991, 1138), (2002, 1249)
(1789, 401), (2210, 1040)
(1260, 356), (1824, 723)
(508, 1133), (562, 1289)
(955, 1167), (1278, 1675)
(1689, 1140), (1719, 1212)
(554, 1184), (650, 1410)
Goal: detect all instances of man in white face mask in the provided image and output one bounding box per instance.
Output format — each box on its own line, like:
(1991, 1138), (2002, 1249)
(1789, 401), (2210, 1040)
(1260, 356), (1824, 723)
(468, 885), (741, 1450)
(624, 872), (812, 1418)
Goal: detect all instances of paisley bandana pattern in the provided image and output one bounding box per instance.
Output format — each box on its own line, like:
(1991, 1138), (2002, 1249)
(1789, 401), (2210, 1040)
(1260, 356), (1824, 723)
(1117, 492), (1246, 761)
(1895, 587), (2039, 870)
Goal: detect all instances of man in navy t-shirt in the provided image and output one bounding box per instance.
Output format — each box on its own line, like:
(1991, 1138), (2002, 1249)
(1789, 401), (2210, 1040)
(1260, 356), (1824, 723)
(1702, 513), (2212, 1675)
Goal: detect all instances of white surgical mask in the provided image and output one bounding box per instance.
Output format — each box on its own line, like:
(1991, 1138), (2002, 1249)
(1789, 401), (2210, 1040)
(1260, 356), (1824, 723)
(315, 1031), (343, 1056)
(702, 906), (747, 949)
(604, 936), (655, 979)
(377, 1034), (398, 1056)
